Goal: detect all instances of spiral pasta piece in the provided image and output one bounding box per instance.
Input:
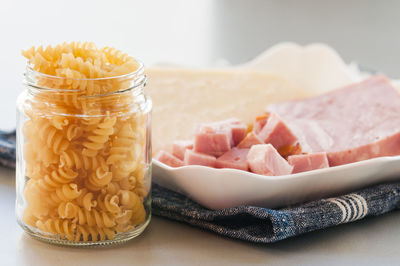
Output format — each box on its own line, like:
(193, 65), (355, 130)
(75, 225), (116, 242)
(97, 193), (121, 214)
(82, 116), (116, 157)
(24, 179), (50, 218)
(126, 191), (146, 225)
(36, 118), (69, 154)
(60, 150), (108, 171)
(66, 124), (83, 141)
(133, 166), (148, 199)
(76, 208), (116, 228)
(75, 189), (97, 211)
(85, 167), (113, 191)
(107, 123), (142, 181)
(36, 168), (78, 192)
(58, 201), (79, 219)
(36, 218), (77, 241)
(47, 183), (82, 207)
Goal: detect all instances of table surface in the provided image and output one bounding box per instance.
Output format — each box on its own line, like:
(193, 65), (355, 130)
(1, 0), (400, 265)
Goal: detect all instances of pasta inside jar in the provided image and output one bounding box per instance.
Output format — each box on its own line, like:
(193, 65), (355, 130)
(16, 42), (152, 246)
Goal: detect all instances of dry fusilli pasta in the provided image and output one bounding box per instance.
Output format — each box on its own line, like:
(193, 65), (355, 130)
(21, 42), (149, 242)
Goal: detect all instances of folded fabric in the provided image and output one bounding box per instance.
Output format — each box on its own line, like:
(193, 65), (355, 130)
(152, 183), (400, 243)
(2, 130), (400, 243)
(0, 130), (16, 169)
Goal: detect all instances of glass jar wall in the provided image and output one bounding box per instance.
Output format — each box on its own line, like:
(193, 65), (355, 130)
(16, 63), (152, 246)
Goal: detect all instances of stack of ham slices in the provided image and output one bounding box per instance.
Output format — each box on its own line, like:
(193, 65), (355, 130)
(155, 75), (400, 176)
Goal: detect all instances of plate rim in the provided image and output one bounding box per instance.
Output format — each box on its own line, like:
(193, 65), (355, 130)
(153, 154), (400, 181)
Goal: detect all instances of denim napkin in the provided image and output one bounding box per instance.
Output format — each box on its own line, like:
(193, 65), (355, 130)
(0, 130), (16, 169)
(3, 131), (400, 243)
(152, 182), (400, 243)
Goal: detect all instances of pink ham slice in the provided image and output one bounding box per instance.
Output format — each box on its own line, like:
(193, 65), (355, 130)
(247, 144), (293, 176)
(268, 75), (400, 166)
(154, 151), (184, 167)
(257, 112), (298, 150)
(184, 149), (216, 167)
(288, 152), (329, 174)
(172, 140), (193, 160)
(216, 148), (250, 171)
(237, 132), (264, 149)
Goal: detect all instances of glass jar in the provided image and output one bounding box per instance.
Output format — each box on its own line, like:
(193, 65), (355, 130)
(16, 61), (152, 246)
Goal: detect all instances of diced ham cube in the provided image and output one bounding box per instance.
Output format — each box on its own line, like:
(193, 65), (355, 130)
(231, 124), (247, 145)
(257, 113), (298, 150)
(195, 118), (247, 147)
(194, 119), (243, 156)
(154, 151), (184, 167)
(193, 132), (231, 157)
(196, 121), (234, 147)
(196, 124), (218, 134)
(247, 144), (293, 176)
(184, 149), (216, 167)
(223, 118), (247, 145)
(253, 114), (270, 134)
(216, 148), (249, 171)
(288, 152), (329, 174)
(237, 132), (264, 149)
(172, 140), (193, 160)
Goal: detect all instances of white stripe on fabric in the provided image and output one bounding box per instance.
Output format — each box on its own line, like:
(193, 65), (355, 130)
(336, 198), (352, 223)
(343, 196), (358, 221)
(351, 193), (368, 219)
(326, 193), (368, 224)
(346, 194), (364, 220)
(327, 198), (347, 223)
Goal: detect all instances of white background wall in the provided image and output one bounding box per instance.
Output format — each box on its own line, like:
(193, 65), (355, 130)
(1, 0), (399, 130)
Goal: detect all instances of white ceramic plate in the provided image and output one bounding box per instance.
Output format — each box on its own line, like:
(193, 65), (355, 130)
(153, 156), (400, 210)
(150, 43), (400, 210)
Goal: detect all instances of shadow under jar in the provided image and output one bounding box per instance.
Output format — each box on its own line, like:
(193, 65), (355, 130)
(16, 61), (152, 246)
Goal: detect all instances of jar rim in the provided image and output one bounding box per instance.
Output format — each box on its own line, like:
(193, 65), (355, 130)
(23, 58), (146, 97)
(25, 58), (144, 82)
